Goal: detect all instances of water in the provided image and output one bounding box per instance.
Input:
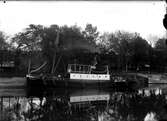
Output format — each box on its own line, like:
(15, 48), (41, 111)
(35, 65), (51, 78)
(0, 78), (167, 121)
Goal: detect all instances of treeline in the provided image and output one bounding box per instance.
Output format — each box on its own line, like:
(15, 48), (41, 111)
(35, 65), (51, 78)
(0, 24), (167, 75)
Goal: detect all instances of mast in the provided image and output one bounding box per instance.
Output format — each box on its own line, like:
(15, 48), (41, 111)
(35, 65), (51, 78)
(51, 30), (60, 74)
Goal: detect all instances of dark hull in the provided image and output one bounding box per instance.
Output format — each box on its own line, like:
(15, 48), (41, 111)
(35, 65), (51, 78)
(67, 79), (112, 89)
(26, 76), (113, 89)
(26, 75), (148, 93)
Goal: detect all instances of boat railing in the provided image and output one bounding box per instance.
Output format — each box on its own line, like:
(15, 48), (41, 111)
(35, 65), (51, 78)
(67, 64), (91, 74)
(67, 64), (109, 74)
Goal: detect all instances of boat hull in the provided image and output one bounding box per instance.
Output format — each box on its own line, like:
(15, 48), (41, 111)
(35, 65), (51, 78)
(26, 73), (148, 91)
(66, 79), (112, 88)
(26, 76), (113, 89)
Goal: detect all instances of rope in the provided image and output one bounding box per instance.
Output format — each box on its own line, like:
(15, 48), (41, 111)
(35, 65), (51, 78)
(53, 55), (62, 73)
(30, 61), (47, 74)
(51, 54), (56, 74)
(62, 57), (67, 73)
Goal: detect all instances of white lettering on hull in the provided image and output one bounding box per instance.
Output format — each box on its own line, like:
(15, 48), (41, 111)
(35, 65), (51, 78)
(70, 73), (110, 80)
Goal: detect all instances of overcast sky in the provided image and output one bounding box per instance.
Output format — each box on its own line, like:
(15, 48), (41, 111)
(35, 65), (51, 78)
(0, 1), (166, 42)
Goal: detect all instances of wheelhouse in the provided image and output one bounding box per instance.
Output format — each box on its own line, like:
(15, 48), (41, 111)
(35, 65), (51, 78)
(67, 64), (110, 80)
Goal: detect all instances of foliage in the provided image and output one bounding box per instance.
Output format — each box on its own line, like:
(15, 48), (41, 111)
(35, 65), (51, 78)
(11, 24), (43, 52)
(0, 31), (10, 50)
(100, 31), (150, 71)
(83, 23), (99, 45)
(2, 23), (167, 73)
(152, 38), (167, 72)
(0, 31), (14, 67)
(155, 38), (167, 50)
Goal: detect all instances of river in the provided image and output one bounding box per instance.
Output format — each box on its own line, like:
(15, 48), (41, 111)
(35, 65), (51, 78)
(0, 77), (167, 121)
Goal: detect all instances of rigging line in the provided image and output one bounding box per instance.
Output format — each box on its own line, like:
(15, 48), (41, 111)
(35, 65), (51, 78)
(53, 55), (62, 73)
(28, 59), (31, 74)
(61, 56), (67, 73)
(30, 61), (47, 74)
(51, 54), (56, 74)
(51, 30), (60, 74)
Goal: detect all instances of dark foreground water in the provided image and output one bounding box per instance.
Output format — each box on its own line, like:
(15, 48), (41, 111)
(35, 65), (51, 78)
(0, 84), (167, 121)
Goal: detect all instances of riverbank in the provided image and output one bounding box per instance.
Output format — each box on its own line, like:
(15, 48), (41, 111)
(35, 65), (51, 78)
(139, 73), (167, 84)
(0, 73), (167, 87)
(0, 77), (26, 87)
(0, 73), (26, 77)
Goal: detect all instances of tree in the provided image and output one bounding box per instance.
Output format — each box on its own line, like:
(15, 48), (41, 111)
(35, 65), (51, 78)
(11, 24), (43, 52)
(11, 24), (44, 73)
(10, 24), (101, 74)
(129, 35), (150, 70)
(83, 23), (99, 45)
(0, 31), (10, 50)
(0, 31), (12, 66)
(100, 31), (133, 71)
(153, 38), (167, 72)
(155, 38), (167, 50)
(100, 31), (150, 72)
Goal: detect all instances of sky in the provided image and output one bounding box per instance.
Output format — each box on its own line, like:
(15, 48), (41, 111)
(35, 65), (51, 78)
(0, 1), (166, 42)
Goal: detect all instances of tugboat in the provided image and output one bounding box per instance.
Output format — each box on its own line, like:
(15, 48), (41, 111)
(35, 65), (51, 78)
(26, 62), (112, 89)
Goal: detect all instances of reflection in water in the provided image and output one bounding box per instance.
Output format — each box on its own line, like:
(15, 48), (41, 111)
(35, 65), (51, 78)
(0, 88), (26, 97)
(144, 112), (157, 121)
(0, 85), (167, 121)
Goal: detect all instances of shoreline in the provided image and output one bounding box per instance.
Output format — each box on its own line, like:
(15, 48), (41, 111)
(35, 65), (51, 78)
(1, 73), (167, 85)
(0, 77), (26, 87)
